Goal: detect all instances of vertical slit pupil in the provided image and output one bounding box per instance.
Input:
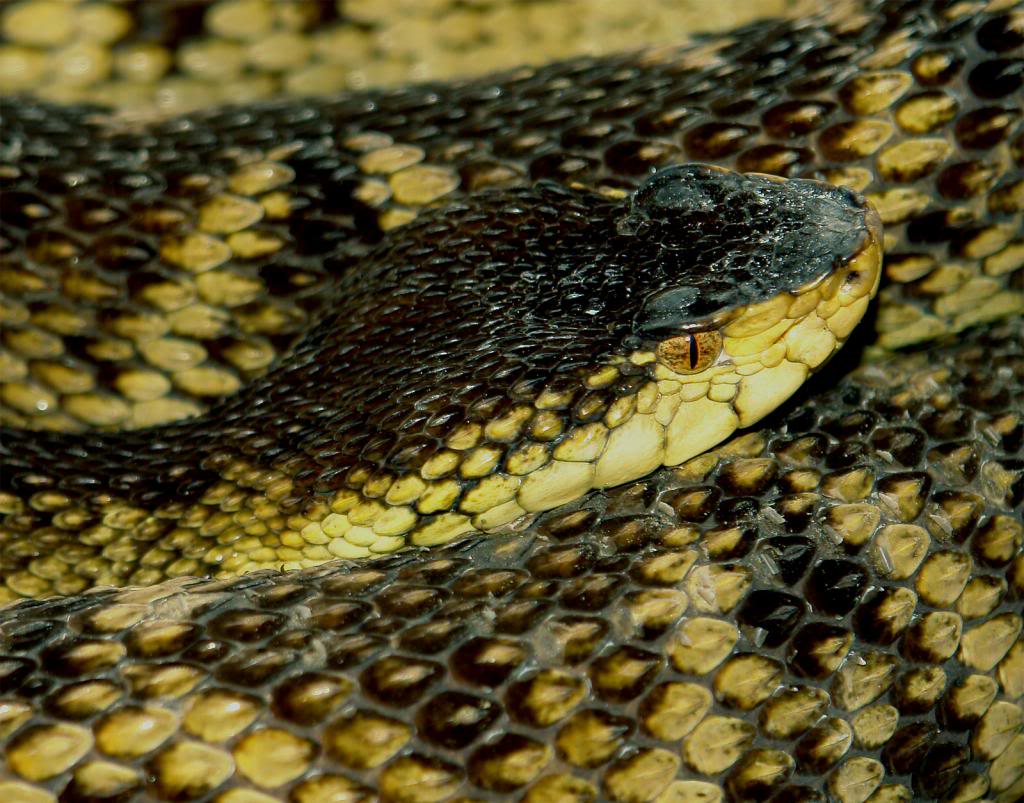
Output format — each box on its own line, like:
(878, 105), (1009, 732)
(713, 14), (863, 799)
(689, 335), (698, 370)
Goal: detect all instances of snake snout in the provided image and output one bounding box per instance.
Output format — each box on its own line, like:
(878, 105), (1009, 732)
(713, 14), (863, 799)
(630, 163), (880, 338)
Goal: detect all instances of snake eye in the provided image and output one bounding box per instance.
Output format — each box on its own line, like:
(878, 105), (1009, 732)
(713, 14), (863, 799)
(656, 330), (723, 374)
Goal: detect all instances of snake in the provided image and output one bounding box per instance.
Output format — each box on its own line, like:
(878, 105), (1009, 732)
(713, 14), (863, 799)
(0, 0), (1022, 801)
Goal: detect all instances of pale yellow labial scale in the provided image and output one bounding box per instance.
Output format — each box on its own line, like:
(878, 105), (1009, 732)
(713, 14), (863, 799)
(784, 313), (837, 369)
(707, 383), (737, 403)
(813, 270), (846, 303)
(664, 396), (740, 466)
(636, 381), (660, 414)
(723, 316), (794, 357)
(678, 382), (710, 402)
(787, 289), (820, 319)
(827, 294), (872, 339)
(765, 337), (786, 366)
(654, 361), (711, 384)
(593, 413), (666, 488)
(654, 392), (683, 426)
(517, 459), (595, 513)
(734, 360), (809, 428)
(816, 291), (842, 320)
(721, 292), (790, 337)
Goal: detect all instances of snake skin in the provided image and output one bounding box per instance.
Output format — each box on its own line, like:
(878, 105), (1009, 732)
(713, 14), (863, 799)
(1, 319), (1022, 802)
(0, 0), (1023, 801)
(0, 0), (1021, 433)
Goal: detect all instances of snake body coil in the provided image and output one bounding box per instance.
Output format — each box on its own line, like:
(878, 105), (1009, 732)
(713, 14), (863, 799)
(0, 1), (1022, 801)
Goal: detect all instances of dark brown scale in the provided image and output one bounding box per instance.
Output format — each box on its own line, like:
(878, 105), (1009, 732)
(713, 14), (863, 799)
(929, 490), (985, 543)
(883, 722), (938, 776)
(937, 159), (1004, 198)
(968, 58), (1024, 98)
(560, 573), (623, 611)
(550, 616), (610, 663)
(469, 733), (548, 792)
(124, 622), (199, 658)
(713, 496), (761, 525)
(419, 690), (500, 749)
(737, 144), (815, 175)
(736, 589), (806, 647)
(760, 535), (817, 583)
(892, 666), (946, 715)
(216, 647), (294, 686)
(772, 786), (825, 803)
(806, 558), (869, 616)
(954, 105), (1022, 150)
(662, 486), (720, 521)
(683, 122), (757, 159)
(725, 750), (794, 799)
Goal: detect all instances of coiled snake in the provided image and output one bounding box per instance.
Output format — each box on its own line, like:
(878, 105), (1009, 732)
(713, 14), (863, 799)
(0, 1), (1022, 801)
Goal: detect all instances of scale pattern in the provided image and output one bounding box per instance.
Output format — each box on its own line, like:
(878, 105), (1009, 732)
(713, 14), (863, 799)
(0, 171), (881, 595)
(0, 0), (1021, 432)
(0, 1), (1022, 801)
(0, 319), (1022, 802)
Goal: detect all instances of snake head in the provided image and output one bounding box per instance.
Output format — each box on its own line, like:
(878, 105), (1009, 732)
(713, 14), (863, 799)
(604, 163), (883, 469)
(0, 162), (883, 562)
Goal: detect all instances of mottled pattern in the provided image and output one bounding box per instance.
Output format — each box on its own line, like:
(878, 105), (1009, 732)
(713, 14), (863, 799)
(1, 320), (1022, 802)
(1, 0), (1021, 431)
(0, 1), (1022, 801)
